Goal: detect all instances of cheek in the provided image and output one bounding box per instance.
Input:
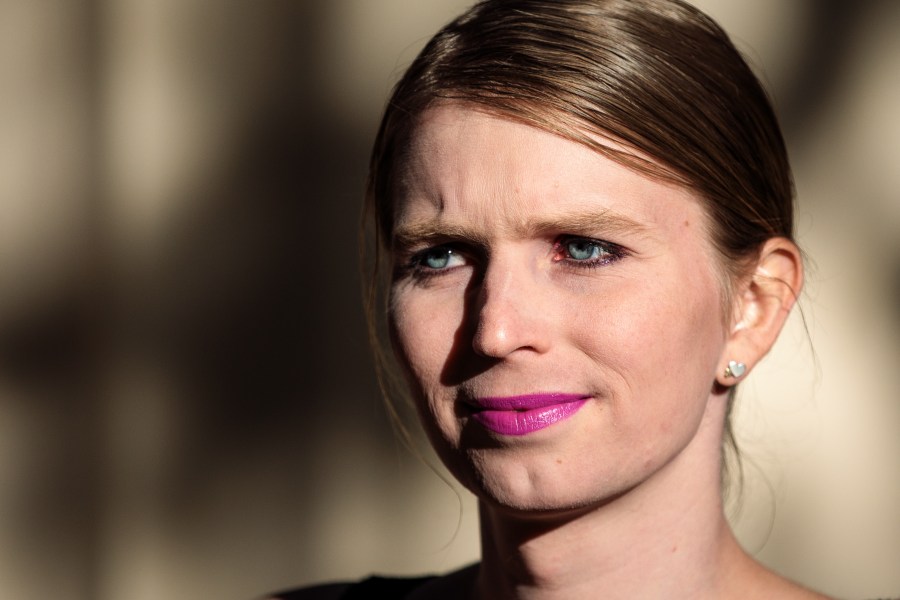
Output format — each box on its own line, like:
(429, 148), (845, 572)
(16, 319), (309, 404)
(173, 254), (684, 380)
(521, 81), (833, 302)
(388, 284), (462, 390)
(569, 267), (726, 428)
(574, 282), (722, 368)
(389, 285), (471, 463)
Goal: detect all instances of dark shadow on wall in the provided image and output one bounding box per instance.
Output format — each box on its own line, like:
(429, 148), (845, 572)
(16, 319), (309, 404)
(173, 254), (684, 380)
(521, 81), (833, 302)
(774, 0), (878, 142)
(106, 0), (396, 554)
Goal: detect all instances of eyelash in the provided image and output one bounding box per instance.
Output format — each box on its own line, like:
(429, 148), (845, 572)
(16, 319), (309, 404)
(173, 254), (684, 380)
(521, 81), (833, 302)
(401, 245), (467, 282)
(552, 236), (627, 269)
(400, 236), (627, 281)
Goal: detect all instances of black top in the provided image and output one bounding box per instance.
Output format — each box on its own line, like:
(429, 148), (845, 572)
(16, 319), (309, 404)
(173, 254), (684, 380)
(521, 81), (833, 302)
(268, 576), (898, 600)
(270, 575), (437, 600)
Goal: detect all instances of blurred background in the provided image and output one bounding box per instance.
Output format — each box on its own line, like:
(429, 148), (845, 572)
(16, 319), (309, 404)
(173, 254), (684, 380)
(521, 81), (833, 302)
(0, 1), (898, 599)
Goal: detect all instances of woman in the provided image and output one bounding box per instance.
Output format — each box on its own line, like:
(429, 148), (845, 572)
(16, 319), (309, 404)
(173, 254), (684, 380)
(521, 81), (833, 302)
(272, 0), (832, 598)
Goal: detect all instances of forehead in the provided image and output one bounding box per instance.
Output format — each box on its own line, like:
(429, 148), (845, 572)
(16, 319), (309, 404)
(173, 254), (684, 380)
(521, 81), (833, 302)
(394, 104), (714, 244)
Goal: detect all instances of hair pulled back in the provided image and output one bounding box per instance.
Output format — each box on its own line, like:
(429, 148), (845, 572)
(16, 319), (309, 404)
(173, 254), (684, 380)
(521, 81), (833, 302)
(367, 0), (794, 283)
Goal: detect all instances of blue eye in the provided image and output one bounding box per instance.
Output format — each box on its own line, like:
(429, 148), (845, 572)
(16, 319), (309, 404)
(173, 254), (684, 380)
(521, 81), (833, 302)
(565, 239), (609, 261)
(413, 246), (465, 271)
(553, 237), (624, 268)
(423, 248), (452, 269)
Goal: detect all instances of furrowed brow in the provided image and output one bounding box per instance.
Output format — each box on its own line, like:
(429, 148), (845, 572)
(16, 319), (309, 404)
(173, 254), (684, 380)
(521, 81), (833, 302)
(392, 210), (648, 251)
(392, 221), (489, 251)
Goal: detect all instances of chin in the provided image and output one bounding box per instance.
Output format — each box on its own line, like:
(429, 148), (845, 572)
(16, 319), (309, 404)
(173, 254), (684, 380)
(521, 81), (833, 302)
(452, 449), (629, 518)
(476, 485), (620, 525)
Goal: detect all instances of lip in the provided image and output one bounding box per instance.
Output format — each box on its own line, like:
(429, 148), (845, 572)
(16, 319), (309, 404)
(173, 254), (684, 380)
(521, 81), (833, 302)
(465, 393), (590, 436)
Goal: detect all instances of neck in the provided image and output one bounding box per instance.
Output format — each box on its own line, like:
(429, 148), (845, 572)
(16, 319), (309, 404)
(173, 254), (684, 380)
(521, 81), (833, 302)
(472, 398), (750, 600)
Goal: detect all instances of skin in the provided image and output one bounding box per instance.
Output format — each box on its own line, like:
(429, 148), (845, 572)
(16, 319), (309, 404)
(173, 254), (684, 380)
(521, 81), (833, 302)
(384, 104), (825, 600)
(391, 105), (730, 512)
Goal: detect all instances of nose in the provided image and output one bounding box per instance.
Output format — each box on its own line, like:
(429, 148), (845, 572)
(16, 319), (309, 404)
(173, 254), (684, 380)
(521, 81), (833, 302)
(470, 256), (550, 358)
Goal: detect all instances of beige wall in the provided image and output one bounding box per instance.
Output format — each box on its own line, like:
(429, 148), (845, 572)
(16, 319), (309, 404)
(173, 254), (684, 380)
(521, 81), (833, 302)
(0, 1), (898, 599)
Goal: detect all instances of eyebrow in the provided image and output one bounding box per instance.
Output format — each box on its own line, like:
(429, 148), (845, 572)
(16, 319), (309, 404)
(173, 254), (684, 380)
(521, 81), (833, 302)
(524, 211), (649, 238)
(392, 209), (649, 250)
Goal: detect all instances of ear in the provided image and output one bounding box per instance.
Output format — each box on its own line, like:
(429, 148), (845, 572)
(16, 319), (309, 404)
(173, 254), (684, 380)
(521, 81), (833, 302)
(716, 237), (804, 387)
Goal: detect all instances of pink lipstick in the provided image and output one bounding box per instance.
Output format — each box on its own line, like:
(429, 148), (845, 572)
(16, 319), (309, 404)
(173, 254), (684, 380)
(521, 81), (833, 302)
(466, 393), (589, 436)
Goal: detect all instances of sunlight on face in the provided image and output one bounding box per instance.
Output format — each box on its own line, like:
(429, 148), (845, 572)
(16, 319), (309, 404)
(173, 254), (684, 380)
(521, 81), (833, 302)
(389, 104), (731, 513)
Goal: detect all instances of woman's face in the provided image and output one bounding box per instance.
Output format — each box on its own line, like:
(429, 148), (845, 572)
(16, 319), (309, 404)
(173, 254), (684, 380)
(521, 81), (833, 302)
(389, 104), (731, 514)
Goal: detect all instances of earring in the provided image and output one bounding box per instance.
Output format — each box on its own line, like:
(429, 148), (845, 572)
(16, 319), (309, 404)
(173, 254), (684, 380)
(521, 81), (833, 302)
(724, 360), (746, 379)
